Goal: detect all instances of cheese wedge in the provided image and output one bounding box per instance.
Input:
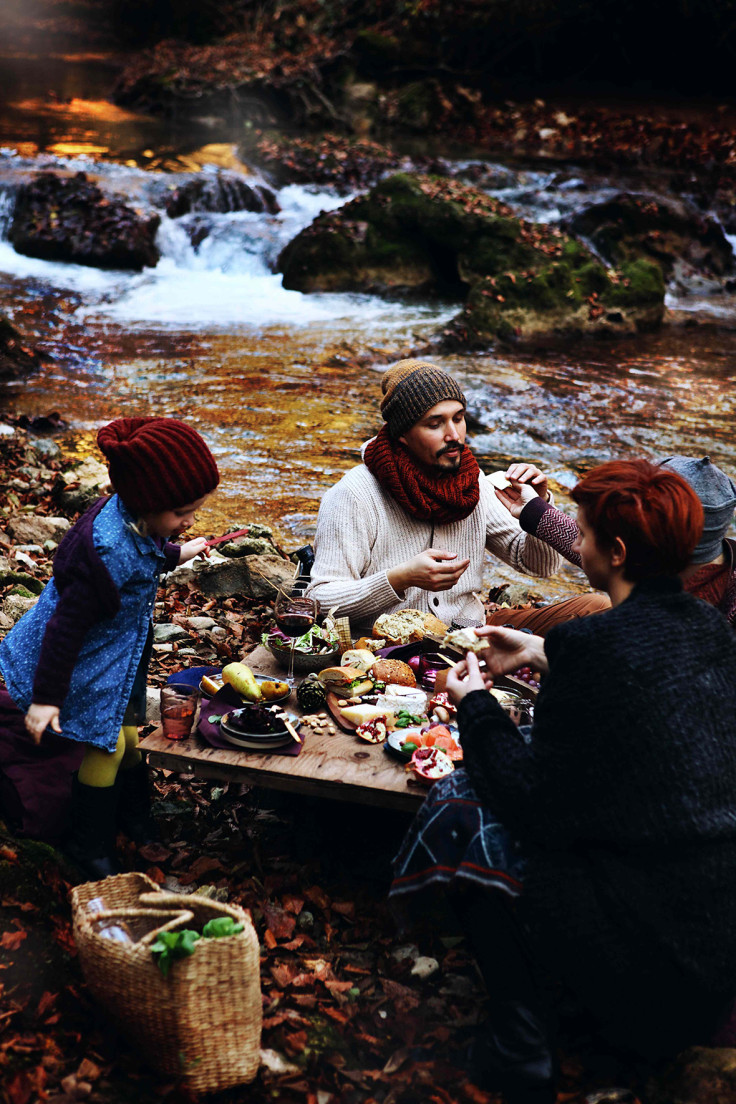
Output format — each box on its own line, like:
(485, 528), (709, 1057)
(340, 704), (395, 727)
(488, 470), (512, 490)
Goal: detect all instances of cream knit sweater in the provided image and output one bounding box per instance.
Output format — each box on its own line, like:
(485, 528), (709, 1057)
(306, 462), (563, 635)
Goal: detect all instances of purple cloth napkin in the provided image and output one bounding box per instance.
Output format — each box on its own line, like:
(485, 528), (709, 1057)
(197, 685), (302, 756)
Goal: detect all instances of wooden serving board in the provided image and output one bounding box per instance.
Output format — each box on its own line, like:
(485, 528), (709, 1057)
(325, 691), (358, 734)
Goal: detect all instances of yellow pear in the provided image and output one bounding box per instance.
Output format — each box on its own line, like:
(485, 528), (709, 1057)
(222, 662), (262, 702)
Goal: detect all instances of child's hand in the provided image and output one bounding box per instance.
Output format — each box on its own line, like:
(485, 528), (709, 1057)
(178, 537), (209, 564)
(25, 704), (61, 745)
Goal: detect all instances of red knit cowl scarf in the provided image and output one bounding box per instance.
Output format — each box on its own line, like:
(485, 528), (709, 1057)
(363, 425), (481, 524)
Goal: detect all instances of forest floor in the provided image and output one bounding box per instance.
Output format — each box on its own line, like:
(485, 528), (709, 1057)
(0, 427), (652, 1104)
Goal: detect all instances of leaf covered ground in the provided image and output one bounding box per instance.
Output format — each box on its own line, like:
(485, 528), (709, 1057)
(0, 425), (653, 1103)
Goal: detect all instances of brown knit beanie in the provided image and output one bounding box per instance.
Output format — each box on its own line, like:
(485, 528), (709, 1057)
(97, 417), (220, 515)
(380, 359), (466, 439)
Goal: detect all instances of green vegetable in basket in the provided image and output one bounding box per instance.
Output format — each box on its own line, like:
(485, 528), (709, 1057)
(202, 916), (244, 939)
(151, 929), (201, 977)
(152, 917), (245, 976)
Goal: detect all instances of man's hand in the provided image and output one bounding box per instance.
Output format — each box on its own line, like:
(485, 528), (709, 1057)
(494, 463), (549, 519)
(474, 625), (549, 678)
(388, 550), (470, 595)
(178, 537), (209, 564)
(446, 652), (492, 704)
(25, 704), (61, 745)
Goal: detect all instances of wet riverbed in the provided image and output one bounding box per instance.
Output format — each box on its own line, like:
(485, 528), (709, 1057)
(1, 52), (735, 603)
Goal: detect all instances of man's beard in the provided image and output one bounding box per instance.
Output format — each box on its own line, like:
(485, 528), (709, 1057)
(434, 441), (465, 472)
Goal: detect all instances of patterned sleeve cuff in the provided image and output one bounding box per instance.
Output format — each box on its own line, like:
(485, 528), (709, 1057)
(519, 495), (554, 534)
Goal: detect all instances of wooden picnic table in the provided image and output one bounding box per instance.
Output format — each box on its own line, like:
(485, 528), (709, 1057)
(140, 645), (427, 812)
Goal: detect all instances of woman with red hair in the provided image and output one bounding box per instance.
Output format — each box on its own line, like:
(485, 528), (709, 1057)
(391, 461), (736, 1104)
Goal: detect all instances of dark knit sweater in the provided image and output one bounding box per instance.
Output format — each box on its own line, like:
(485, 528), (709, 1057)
(520, 495), (736, 628)
(459, 577), (736, 1013)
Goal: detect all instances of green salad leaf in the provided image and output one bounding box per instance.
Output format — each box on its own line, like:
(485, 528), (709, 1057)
(394, 710), (424, 728)
(152, 917), (245, 976)
(202, 916), (244, 939)
(151, 929), (201, 977)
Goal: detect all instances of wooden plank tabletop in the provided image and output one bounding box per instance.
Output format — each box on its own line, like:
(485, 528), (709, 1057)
(140, 645), (427, 812)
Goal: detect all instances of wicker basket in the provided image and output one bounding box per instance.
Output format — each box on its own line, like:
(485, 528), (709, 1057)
(71, 873), (261, 1093)
(267, 641), (340, 673)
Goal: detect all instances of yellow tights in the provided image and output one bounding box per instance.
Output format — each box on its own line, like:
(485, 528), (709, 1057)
(78, 725), (141, 788)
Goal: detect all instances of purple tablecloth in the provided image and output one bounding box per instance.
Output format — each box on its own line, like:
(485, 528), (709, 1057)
(197, 685), (303, 757)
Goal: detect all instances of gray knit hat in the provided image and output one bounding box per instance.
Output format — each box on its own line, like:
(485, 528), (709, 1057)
(660, 455), (736, 563)
(380, 359), (466, 439)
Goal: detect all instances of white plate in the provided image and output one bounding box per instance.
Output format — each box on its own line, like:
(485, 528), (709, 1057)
(385, 724), (461, 761)
(385, 729), (422, 760)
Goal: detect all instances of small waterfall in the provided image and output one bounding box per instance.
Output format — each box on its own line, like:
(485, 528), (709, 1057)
(0, 187), (15, 241)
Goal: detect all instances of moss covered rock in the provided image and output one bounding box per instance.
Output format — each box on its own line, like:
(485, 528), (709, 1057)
(453, 256), (665, 345)
(278, 172), (666, 343)
(565, 192), (735, 281)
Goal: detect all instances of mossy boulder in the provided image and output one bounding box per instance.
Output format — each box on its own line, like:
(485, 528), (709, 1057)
(452, 256), (665, 345)
(565, 192), (735, 280)
(278, 172), (666, 343)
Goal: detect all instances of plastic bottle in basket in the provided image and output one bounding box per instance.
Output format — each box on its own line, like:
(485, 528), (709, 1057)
(87, 896), (133, 943)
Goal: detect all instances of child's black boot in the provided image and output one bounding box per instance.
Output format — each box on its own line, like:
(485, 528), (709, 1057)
(117, 760), (159, 846)
(65, 774), (122, 880)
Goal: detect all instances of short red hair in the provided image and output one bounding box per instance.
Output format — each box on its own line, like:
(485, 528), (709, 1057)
(571, 459), (704, 582)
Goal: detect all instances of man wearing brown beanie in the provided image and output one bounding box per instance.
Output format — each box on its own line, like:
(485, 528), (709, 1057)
(307, 360), (603, 637)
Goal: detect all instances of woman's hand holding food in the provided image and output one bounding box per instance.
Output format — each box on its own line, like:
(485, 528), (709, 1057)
(446, 652), (492, 704)
(494, 463), (549, 518)
(25, 703), (61, 745)
(474, 625), (549, 678)
(179, 537), (210, 563)
(388, 549), (470, 595)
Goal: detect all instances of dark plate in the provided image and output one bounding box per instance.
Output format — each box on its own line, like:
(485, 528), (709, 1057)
(220, 708), (299, 739)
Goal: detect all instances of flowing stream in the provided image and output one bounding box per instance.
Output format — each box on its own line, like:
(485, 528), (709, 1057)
(1, 55), (736, 602)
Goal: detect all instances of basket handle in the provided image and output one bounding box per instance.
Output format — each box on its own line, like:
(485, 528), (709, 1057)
(138, 891), (248, 922)
(84, 907), (196, 946)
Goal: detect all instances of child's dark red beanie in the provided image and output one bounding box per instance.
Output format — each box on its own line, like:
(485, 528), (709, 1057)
(96, 417), (220, 515)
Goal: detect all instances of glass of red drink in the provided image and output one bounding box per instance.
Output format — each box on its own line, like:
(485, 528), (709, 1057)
(160, 684), (199, 740)
(273, 594), (318, 686)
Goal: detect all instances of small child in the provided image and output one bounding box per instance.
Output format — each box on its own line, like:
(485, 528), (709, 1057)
(0, 417), (219, 878)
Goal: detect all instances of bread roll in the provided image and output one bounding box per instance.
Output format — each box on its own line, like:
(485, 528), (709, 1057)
(371, 658), (416, 687)
(340, 649), (376, 674)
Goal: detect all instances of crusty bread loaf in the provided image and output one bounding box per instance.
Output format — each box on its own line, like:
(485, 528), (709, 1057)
(372, 658), (417, 687)
(423, 613), (449, 638)
(371, 609), (449, 646)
